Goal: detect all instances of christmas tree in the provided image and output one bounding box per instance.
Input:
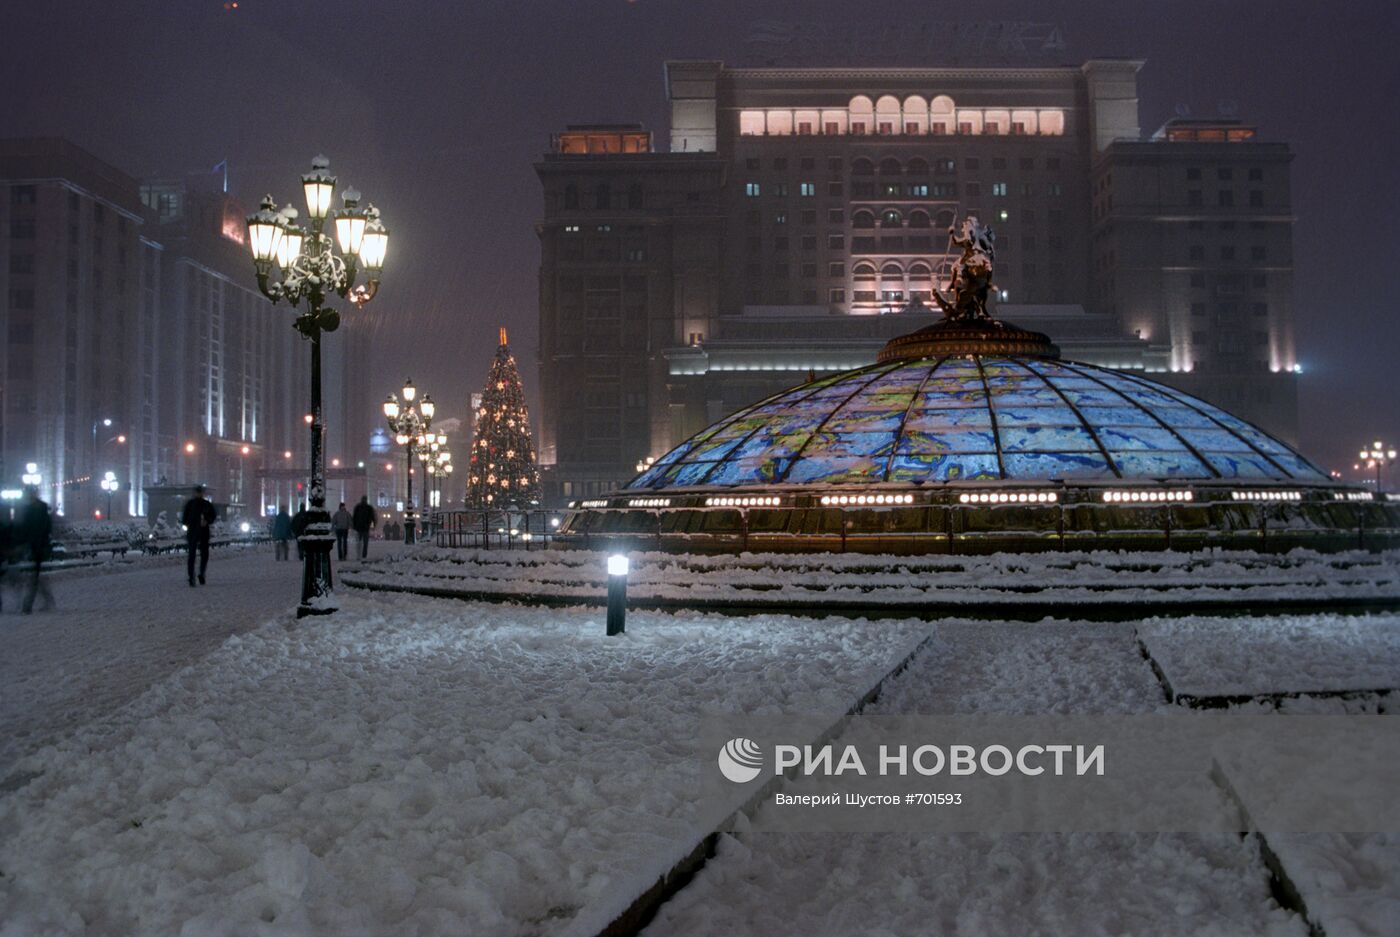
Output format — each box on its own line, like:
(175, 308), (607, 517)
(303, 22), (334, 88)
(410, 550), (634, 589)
(466, 328), (542, 508)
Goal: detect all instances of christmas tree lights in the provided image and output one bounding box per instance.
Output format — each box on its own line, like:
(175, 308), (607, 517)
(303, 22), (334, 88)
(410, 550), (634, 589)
(467, 328), (541, 508)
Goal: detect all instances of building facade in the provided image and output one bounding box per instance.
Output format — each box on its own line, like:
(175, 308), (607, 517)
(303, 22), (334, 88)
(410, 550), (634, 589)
(1, 138), (367, 520)
(536, 60), (1301, 505)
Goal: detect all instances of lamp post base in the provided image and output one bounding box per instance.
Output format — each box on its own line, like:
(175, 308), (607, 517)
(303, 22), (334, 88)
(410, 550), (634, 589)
(298, 512), (337, 617)
(405, 517), (417, 544)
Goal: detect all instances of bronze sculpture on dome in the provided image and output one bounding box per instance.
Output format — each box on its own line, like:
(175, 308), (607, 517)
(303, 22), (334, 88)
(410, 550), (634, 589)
(931, 214), (997, 322)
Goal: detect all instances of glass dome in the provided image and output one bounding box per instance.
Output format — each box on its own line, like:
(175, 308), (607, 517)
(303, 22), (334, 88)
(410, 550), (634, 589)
(628, 355), (1325, 490)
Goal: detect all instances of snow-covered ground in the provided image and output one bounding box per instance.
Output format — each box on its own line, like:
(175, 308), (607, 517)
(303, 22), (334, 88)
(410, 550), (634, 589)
(1138, 613), (1400, 702)
(0, 591), (927, 936)
(344, 547), (1400, 609)
(643, 614), (1397, 937)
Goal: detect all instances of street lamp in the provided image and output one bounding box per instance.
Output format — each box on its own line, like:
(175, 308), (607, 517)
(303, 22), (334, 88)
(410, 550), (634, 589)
(383, 380), (432, 544)
(1358, 440), (1397, 492)
(246, 155), (390, 618)
(100, 471), (119, 520)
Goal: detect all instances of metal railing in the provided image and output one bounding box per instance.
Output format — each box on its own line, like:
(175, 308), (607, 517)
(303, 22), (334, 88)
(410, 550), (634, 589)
(432, 510), (557, 550)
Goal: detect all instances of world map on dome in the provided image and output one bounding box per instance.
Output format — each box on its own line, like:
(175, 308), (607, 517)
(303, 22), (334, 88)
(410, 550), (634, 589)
(627, 355), (1325, 489)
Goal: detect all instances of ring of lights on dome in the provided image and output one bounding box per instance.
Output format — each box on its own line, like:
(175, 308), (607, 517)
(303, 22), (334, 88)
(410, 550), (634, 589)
(558, 216), (1398, 554)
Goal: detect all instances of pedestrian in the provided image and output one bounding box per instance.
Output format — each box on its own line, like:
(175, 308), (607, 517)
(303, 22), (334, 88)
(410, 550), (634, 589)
(292, 502), (310, 560)
(351, 495), (377, 560)
(272, 507), (293, 561)
(18, 486), (55, 613)
(332, 501), (352, 560)
(181, 485), (217, 586)
(0, 509), (12, 613)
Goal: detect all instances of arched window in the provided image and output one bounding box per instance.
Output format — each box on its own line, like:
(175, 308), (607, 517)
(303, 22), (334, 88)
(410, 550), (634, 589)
(852, 209), (877, 229)
(851, 158), (875, 176)
(853, 262), (877, 280)
(881, 208), (903, 228)
(902, 95), (928, 134)
(906, 157), (929, 177)
(934, 208), (957, 230)
(956, 110), (983, 135)
(930, 95), (956, 135)
(878, 157), (902, 176)
(595, 183), (610, 210)
(908, 210), (931, 229)
(848, 95), (874, 136)
(875, 95), (902, 135)
(820, 109), (848, 135)
(908, 261), (932, 280)
(880, 261), (905, 280)
(793, 109), (820, 135)
(627, 182), (644, 210)
(564, 184), (579, 210)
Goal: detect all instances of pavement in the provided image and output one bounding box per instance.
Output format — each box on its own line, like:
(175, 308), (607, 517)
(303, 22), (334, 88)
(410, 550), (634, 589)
(0, 539), (398, 776)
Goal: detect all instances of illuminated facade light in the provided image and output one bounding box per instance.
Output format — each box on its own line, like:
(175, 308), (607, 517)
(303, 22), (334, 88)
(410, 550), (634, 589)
(1229, 490), (1302, 502)
(706, 495), (782, 507)
(626, 497), (672, 508)
(1101, 490), (1194, 504)
(819, 492), (916, 506)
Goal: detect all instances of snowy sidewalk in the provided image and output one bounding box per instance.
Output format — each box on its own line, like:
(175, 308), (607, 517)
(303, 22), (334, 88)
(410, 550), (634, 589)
(0, 591), (928, 936)
(0, 543), (394, 776)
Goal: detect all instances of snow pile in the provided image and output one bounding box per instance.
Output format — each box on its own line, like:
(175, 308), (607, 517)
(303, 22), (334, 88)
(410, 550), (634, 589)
(1138, 614), (1400, 700)
(0, 593), (928, 936)
(344, 547), (1400, 608)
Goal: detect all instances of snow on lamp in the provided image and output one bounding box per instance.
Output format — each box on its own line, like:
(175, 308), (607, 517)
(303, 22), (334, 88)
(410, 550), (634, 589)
(301, 155), (336, 221)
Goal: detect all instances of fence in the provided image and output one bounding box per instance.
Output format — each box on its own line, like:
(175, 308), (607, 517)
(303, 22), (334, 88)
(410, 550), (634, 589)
(432, 510), (558, 550)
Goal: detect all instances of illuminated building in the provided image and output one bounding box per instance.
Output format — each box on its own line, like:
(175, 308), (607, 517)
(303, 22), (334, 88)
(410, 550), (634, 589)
(536, 61), (1300, 505)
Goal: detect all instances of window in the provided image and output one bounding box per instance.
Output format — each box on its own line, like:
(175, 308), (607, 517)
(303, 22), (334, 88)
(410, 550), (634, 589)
(797, 121), (813, 135)
(801, 236), (817, 251)
(11, 185), (36, 205)
(773, 183), (788, 197)
(1218, 190), (1234, 207)
(1217, 168), (1233, 180)
(827, 209), (844, 224)
(563, 185), (578, 209)
(825, 122), (841, 136)
(1252, 302), (1268, 317)
(828, 262), (845, 276)
(773, 158), (788, 170)
(829, 288), (846, 303)
(931, 122), (947, 135)
(1186, 168), (1201, 180)
(992, 157), (1006, 170)
(827, 234), (845, 250)
(1248, 168), (1263, 181)
(853, 210), (876, 229)
(1020, 183), (1033, 197)
(625, 247), (645, 262)
(827, 182), (844, 197)
(8, 288), (35, 309)
(799, 182), (816, 197)
(10, 253), (34, 274)
(965, 183), (981, 197)
(880, 183), (900, 197)
(1046, 157), (1061, 170)
(9, 219), (35, 239)
(1250, 245), (1267, 261)
(1220, 246), (1235, 260)
(1190, 273), (1205, 288)
(801, 262), (817, 277)
(850, 122), (867, 135)
(932, 183), (956, 198)
(1047, 183), (1063, 196)
(800, 210), (816, 225)
(774, 212), (787, 225)
(935, 159), (956, 174)
(881, 209), (902, 227)
(827, 157), (843, 172)
(773, 237), (789, 251)
(908, 183), (929, 197)
(563, 224), (580, 233)
(1249, 190), (1264, 207)
(745, 157), (760, 170)
(1189, 245), (1204, 261)
(627, 183), (644, 209)
(965, 158), (980, 170)
(745, 182), (761, 197)
(595, 184), (611, 209)
(992, 182), (1008, 197)
(800, 157), (815, 170)
(1187, 190), (1202, 206)
(878, 121), (894, 135)
(1191, 302), (1205, 316)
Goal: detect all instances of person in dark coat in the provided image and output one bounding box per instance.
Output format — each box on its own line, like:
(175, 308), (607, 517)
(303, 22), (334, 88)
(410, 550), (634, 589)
(181, 485), (217, 586)
(332, 501), (352, 561)
(291, 502), (310, 560)
(272, 508), (293, 561)
(18, 486), (54, 613)
(351, 495), (377, 560)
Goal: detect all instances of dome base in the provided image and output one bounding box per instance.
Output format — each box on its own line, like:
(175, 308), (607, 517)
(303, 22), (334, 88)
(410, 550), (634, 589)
(877, 316), (1060, 362)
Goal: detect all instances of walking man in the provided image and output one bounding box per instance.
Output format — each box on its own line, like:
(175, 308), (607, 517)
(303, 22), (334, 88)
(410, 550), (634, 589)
(351, 495), (377, 560)
(332, 501), (352, 561)
(18, 486), (54, 613)
(292, 502), (309, 560)
(181, 485), (216, 586)
(272, 507), (293, 561)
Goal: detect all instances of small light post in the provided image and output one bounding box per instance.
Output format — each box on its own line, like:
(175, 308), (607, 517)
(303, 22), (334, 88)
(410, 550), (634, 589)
(606, 554), (629, 635)
(100, 471), (119, 519)
(1358, 441), (1397, 493)
(383, 381), (434, 543)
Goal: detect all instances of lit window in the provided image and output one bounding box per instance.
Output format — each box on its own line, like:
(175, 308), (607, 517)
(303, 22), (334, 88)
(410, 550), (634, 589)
(799, 182), (816, 197)
(992, 182), (1007, 197)
(745, 182), (761, 197)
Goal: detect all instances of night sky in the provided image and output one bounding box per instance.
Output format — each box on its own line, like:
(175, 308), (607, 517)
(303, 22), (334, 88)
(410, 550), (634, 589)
(3, 1), (1396, 478)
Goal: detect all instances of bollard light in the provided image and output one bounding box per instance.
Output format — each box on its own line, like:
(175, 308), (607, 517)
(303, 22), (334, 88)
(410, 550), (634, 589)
(606, 554), (629, 635)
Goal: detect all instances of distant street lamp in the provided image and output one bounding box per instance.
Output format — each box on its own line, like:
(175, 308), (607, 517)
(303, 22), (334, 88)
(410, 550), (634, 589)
(245, 155), (390, 617)
(1359, 441), (1397, 492)
(100, 471), (119, 519)
(383, 379), (434, 543)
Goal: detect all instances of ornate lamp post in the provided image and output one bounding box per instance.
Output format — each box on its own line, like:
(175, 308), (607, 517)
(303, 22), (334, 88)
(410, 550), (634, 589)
(383, 380), (434, 543)
(245, 155), (389, 617)
(100, 471), (119, 519)
(1358, 441), (1397, 492)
